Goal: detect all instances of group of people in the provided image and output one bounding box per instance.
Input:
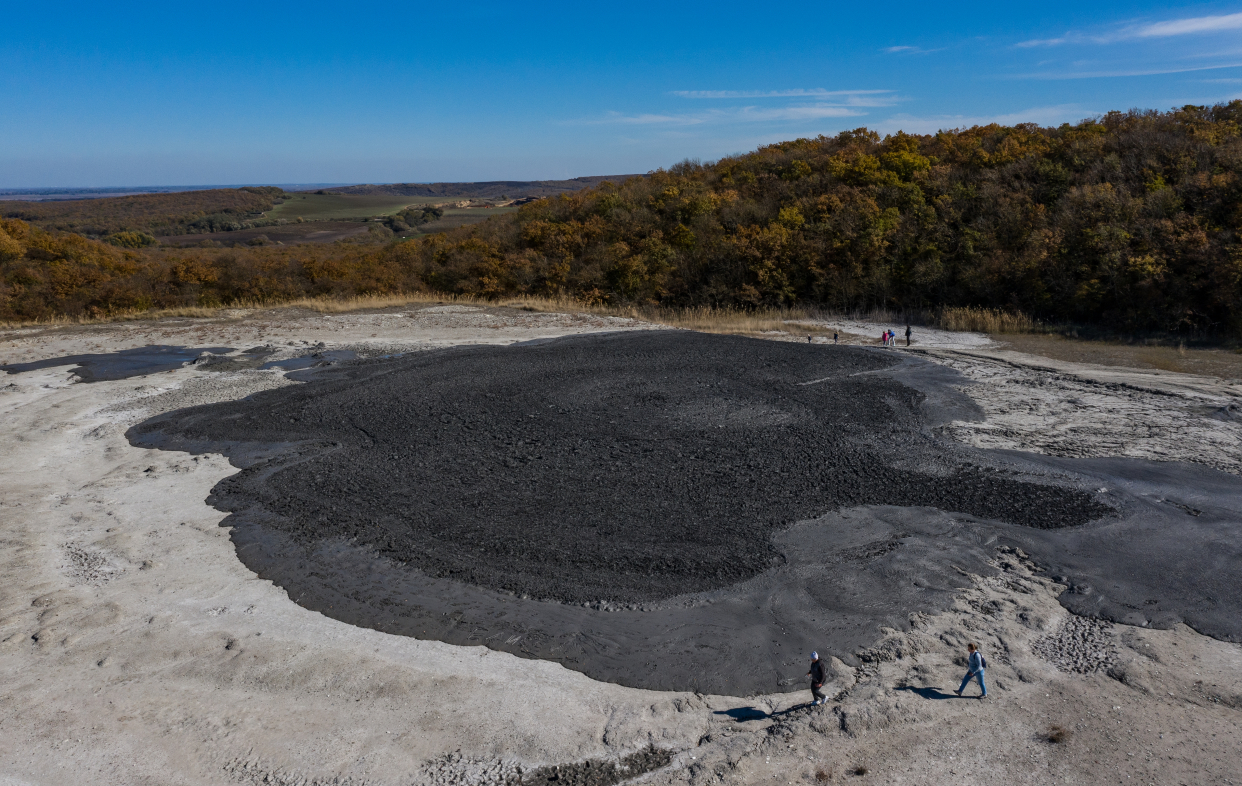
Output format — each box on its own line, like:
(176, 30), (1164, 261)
(880, 325), (912, 347)
(806, 326), (913, 347)
(806, 643), (986, 706)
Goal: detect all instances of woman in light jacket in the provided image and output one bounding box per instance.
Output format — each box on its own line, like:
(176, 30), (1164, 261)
(955, 642), (987, 698)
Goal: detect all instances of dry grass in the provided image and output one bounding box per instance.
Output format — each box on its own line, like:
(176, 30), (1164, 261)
(280, 292), (466, 313)
(449, 297), (837, 337)
(0, 292), (478, 330)
(625, 305), (834, 335)
(1, 304), (222, 330)
(934, 306), (1040, 334)
(0, 293), (1040, 344)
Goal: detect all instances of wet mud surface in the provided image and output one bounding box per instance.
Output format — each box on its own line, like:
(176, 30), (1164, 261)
(2, 343), (365, 379)
(3, 344), (233, 381)
(131, 333), (1108, 603)
(998, 453), (1242, 643)
(258, 348), (359, 371)
(128, 332), (1242, 695)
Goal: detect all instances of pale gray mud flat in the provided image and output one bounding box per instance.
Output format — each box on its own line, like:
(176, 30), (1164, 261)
(1, 304), (1240, 786)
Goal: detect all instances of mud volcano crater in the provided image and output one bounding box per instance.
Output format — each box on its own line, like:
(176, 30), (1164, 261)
(130, 332), (1108, 606)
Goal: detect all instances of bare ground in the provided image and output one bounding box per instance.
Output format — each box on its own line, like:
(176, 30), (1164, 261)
(1, 307), (1239, 786)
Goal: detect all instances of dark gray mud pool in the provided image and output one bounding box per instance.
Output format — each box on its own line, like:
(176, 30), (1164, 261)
(2, 344), (362, 380)
(2, 345), (234, 381)
(128, 332), (1242, 695)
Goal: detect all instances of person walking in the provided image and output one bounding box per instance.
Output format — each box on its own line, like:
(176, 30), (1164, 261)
(905, 324), (912, 347)
(833, 331), (839, 344)
(955, 643), (987, 698)
(807, 651), (828, 706)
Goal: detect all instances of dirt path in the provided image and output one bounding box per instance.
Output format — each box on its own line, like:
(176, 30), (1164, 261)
(1, 308), (1239, 785)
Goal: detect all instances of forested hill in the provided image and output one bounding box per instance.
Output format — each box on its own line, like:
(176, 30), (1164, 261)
(2, 104), (1241, 337)
(425, 103), (1240, 336)
(1, 187), (286, 238)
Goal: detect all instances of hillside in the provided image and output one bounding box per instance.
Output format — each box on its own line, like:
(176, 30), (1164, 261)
(0, 177), (638, 246)
(429, 103), (1242, 337)
(3, 104), (1241, 337)
(0, 186), (251, 203)
(0, 187), (286, 238)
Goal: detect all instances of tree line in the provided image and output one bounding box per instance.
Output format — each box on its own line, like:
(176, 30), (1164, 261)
(1, 186), (287, 238)
(2, 104), (1240, 337)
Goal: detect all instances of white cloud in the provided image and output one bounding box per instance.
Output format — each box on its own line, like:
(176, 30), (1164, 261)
(739, 105), (869, 121)
(599, 113), (686, 125)
(1015, 34), (1078, 48)
(592, 104), (869, 126)
(876, 104), (1088, 135)
(1131, 11), (1242, 38)
(882, 45), (945, 55)
(671, 89), (893, 101)
(1020, 61), (1242, 79)
(581, 89), (901, 129)
(1018, 11), (1242, 48)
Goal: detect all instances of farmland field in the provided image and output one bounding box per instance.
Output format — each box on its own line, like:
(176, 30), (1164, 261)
(397, 207), (519, 239)
(265, 193), (429, 221)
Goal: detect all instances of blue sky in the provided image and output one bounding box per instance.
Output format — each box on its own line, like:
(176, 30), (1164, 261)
(3, 1), (1242, 187)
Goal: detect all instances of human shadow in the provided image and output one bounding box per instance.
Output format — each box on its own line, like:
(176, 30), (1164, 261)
(894, 686), (957, 700)
(714, 707), (770, 722)
(714, 700), (822, 722)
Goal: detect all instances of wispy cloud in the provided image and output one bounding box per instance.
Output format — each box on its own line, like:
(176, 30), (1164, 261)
(583, 88), (900, 129)
(1018, 10), (1242, 48)
(878, 104), (1088, 135)
(1015, 34), (1079, 49)
(671, 89), (892, 101)
(1018, 61), (1242, 79)
(591, 104), (869, 126)
(1131, 11), (1242, 38)
(882, 45), (944, 55)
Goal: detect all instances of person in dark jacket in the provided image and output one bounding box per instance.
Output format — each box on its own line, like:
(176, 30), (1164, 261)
(955, 642), (987, 698)
(807, 651), (828, 705)
(905, 324), (912, 346)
